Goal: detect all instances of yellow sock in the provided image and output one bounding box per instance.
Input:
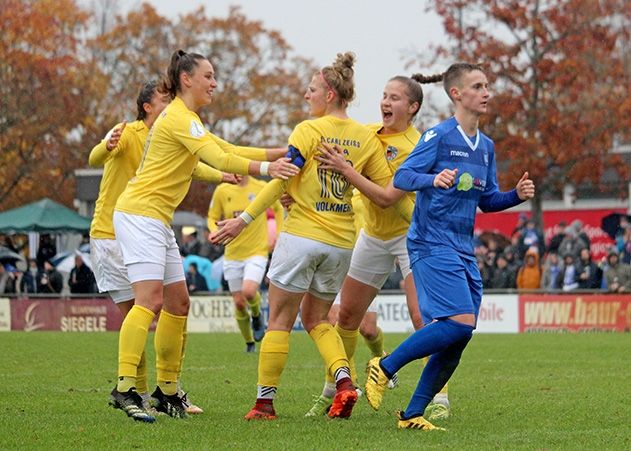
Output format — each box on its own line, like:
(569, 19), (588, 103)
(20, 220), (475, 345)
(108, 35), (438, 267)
(348, 356), (357, 385)
(136, 351), (148, 394)
(309, 323), (348, 380)
(247, 291), (262, 318)
(118, 305), (155, 392)
(235, 307), (254, 343)
(335, 324), (359, 382)
(258, 330), (289, 387)
(176, 317), (188, 382)
(364, 328), (384, 358)
(155, 310), (186, 395)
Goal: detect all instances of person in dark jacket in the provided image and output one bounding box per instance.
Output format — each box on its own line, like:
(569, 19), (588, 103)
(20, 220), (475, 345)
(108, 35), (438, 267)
(575, 248), (602, 289)
(489, 253), (516, 289)
(186, 262), (208, 293)
(37, 260), (63, 294)
(20, 259), (39, 293)
(68, 254), (97, 294)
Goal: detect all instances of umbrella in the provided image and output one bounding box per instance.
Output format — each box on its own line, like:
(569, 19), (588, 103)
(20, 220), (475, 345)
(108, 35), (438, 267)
(0, 198), (91, 233)
(600, 213), (631, 239)
(0, 246), (26, 265)
(51, 244), (91, 273)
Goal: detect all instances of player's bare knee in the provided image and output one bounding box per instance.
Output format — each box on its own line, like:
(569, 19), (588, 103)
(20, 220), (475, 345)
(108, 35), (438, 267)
(337, 306), (362, 330)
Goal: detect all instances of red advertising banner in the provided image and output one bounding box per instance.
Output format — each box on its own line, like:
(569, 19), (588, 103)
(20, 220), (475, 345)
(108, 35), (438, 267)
(475, 208), (626, 260)
(10, 298), (124, 332)
(519, 294), (631, 332)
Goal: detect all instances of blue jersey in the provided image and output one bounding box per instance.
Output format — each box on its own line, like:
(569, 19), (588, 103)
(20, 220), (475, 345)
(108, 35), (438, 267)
(393, 117), (521, 263)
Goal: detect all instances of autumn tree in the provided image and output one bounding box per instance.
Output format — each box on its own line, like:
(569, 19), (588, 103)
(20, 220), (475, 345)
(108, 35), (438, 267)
(1, 1), (315, 217)
(0, 0), (105, 210)
(424, 0), (631, 221)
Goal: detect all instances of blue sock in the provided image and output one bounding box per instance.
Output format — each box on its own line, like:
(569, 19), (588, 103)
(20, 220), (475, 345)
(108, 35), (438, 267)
(381, 319), (474, 378)
(403, 334), (471, 419)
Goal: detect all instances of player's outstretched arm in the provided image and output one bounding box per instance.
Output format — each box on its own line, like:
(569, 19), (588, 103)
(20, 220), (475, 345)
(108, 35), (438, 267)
(210, 178), (288, 244)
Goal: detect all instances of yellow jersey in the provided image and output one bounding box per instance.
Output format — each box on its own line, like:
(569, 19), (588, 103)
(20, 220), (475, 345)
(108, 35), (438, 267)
(244, 116), (393, 250)
(208, 177), (283, 260)
(89, 120), (147, 239)
(361, 123), (420, 241)
(115, 96), (254, 225)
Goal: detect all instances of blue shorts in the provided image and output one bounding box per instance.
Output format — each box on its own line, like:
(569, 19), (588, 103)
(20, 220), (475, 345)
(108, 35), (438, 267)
(411, 252), (482, 325)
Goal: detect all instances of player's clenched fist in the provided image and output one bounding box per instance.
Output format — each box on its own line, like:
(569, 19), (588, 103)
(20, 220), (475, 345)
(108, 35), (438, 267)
(433, 168), (458, 189)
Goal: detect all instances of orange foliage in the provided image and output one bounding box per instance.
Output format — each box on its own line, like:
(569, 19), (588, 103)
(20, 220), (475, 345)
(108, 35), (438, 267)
(1, 1), (315, 216)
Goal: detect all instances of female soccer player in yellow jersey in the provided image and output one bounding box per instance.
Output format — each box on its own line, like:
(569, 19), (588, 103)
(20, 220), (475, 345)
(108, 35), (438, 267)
(90, 81), (225, 421)
(111, 50), (299, 420)
(308, 74), (452, 421)
(208, 176), (284, 353)
(92, 80), (283, 422)
(212, 52), (414, 421)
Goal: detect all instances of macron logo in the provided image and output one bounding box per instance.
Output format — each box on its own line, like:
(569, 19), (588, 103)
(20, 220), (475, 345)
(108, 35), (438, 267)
(423, 130), (437, 142)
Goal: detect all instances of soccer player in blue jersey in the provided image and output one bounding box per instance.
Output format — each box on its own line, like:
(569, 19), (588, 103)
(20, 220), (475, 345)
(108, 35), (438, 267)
(364, 63), (535, 430)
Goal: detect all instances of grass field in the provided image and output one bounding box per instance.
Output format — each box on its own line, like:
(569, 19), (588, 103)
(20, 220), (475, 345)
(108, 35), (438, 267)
(2, 331), (630, 450)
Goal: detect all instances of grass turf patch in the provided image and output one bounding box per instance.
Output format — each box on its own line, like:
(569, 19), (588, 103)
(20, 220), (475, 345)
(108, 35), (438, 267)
(2, 331), (630, 449)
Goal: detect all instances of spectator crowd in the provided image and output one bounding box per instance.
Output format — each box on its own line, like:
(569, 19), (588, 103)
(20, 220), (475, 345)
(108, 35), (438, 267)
(475, 215), (631, 292)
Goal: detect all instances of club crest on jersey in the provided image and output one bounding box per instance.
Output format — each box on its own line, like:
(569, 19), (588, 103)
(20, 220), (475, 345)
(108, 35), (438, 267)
(248, 193), (256, 202)
(386, 146), (398, 161)
(483, 151), (489, 166)
(190, 120), (205, 138)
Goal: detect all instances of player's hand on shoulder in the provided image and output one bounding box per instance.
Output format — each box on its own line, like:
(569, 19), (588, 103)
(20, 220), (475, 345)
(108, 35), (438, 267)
(516, 171), (535, 200)
(433, 168), (458, 189)
(268, 157), (300, 180)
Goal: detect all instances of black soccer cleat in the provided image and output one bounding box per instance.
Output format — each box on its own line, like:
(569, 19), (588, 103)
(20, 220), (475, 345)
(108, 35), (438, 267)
(150, 386), (188, 419)
(109, 387), (156, 423)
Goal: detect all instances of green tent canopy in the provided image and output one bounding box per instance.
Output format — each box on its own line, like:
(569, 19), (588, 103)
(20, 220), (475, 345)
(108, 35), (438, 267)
(0, 198), (91, 233)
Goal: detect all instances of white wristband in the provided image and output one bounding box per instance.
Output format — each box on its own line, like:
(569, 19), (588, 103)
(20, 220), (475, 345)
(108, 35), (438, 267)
(238, 212), (254, 224)
(260, 161), (270, 176)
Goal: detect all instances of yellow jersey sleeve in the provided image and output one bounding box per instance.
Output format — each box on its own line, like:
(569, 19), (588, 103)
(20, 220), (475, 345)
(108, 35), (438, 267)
(171, 114), (251, 175)
(192, 162), (223, 184)
(209, 134), (268, 161)
(244, 179), (288, 220)
(88, 140), (109, 168)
